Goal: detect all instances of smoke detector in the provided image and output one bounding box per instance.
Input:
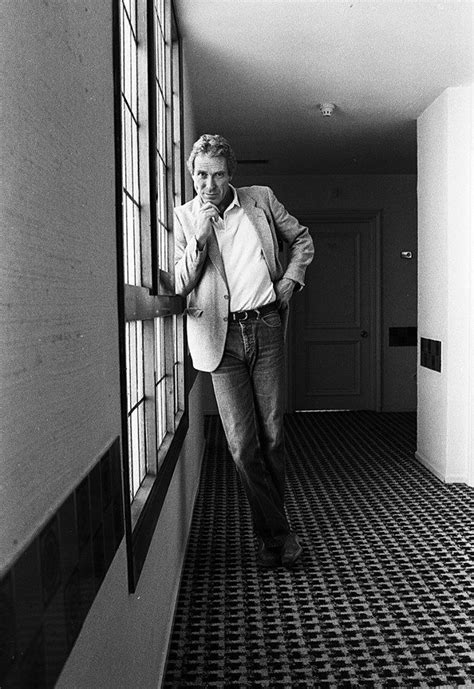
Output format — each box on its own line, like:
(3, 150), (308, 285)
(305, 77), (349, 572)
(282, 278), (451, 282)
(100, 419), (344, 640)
(319, 103), (336, 117)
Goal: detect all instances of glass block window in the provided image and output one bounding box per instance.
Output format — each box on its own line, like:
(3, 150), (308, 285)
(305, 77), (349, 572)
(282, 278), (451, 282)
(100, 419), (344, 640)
(154, 0), (169, 272)
(116, 0), (186, 590)
(126, 320), (146, 498)
(120, 0), (141, 287)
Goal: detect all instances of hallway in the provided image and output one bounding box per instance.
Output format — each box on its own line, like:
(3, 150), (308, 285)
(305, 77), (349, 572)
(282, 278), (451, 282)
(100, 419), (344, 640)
(163, 412), (473, 688)
(2, 2), (473, 687)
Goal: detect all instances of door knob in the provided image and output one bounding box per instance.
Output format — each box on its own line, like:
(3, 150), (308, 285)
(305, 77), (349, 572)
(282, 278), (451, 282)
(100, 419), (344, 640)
(360, 330), (368, 338)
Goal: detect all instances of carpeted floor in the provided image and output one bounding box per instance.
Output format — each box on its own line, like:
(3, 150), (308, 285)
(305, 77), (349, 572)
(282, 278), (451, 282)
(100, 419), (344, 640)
(163, 412), (474, 688)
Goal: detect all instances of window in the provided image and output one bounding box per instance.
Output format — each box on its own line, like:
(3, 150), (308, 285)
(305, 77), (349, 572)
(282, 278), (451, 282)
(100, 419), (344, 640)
(114, 0), (187, 591)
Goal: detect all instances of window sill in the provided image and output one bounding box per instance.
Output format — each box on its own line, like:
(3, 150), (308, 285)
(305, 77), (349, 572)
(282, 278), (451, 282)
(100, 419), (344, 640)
(125, 409), (189, 592)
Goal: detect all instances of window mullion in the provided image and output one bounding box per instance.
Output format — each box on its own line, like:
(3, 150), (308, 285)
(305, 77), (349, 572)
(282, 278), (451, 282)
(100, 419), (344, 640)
(163, 316), (176, 434)
(155, 0), (170, 283)
(137, 0), (153, 290)
(143, 319), (157, 475)
(146, 0), (160, 295)
(154, 317), (166, 460)
(164, 7), (175, 280)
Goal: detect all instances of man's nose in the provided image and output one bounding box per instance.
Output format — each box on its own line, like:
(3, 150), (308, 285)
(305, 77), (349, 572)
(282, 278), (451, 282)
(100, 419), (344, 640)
(205, 176), (215, 190)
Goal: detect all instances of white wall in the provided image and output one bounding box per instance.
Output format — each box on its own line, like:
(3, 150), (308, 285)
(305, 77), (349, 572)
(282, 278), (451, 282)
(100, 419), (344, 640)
(470, 81), (474, 487)
(417, 85), (473, 484)
(1, 2), (204, 687)
(470, 91), (474, 488)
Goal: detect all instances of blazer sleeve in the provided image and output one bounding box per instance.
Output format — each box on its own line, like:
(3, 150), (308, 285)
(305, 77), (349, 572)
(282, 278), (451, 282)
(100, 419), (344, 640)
(267, 187), (314, 289)
(174, 208), (208, 297)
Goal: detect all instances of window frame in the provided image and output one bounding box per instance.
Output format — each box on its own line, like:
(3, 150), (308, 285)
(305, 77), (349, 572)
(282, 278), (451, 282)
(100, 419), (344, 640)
(113, 0), (188, 593)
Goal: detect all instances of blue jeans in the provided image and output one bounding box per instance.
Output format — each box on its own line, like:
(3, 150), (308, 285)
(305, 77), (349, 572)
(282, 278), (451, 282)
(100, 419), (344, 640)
(210, 308), (290, 547)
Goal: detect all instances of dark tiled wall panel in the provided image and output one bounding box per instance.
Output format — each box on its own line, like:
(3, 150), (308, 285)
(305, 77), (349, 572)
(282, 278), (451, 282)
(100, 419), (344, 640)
(0, 438), (124, 689)
(420, 337), (442, 372)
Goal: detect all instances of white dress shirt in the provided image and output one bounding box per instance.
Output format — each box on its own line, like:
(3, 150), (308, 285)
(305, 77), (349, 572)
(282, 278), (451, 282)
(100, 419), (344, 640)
(211, 186), (276, 312)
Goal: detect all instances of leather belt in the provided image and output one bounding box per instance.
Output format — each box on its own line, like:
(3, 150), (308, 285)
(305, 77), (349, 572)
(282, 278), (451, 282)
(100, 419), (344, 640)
(229, 301), (278, 322)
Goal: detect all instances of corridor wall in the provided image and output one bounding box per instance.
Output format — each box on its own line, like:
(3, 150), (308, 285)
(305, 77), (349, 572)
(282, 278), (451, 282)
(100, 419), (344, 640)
(417, 85), (473, 485)
(1, 3), (204, 687)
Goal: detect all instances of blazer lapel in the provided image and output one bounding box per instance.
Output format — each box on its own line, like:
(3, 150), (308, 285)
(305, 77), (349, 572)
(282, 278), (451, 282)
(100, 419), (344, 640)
(207, 231), (228, 285)
(191, 196), (227, 284)
(239, 190), (277, 277)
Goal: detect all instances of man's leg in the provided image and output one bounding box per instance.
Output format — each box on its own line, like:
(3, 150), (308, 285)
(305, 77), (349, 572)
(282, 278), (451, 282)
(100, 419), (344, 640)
(247, 309), (303, 566)
(251, 312), (287, 508)
(211, 322), (290, 548)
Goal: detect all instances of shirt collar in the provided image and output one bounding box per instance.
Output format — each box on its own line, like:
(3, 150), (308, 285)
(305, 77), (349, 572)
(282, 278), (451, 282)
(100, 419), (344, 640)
(196, 185), (240, 213)
(226, 185), (240, 211)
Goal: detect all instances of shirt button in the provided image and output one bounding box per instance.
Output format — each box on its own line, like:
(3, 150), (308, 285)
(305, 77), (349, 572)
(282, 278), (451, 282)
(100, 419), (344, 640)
(224, 295), (229, 300)
(223, 317), (228, 322)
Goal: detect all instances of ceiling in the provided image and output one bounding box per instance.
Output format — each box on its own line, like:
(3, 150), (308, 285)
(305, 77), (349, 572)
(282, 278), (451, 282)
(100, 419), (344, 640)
(174, 0), (473, 175)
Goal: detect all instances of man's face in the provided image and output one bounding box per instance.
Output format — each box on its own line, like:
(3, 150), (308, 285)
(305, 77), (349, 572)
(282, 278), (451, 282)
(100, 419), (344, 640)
(192, 154), (232, 207)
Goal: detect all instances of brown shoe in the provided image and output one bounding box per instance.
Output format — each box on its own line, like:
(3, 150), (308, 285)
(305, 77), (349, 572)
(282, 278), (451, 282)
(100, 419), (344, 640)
(281, 533), (303, 567)
(257, 542), (281, 568)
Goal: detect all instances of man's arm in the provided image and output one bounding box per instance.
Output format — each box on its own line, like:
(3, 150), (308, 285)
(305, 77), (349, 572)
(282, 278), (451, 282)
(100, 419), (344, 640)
(174, 200), (224, 296)
(267, 187), (314, 290)
(174, 210), (208, 297)
(274, 276), (296, 308)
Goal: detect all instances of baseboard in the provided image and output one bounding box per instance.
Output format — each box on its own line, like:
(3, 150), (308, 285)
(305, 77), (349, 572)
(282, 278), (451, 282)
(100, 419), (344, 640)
(415, 451), (445, 482)
(415, 451), (468, 485)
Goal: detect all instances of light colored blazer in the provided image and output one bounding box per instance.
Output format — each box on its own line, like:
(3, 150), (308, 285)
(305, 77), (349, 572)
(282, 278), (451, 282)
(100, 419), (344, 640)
(174, 185), (314, 372)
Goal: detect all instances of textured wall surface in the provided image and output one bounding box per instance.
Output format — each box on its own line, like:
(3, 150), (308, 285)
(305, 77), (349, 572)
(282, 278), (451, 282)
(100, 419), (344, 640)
(1, 2), (121, 570)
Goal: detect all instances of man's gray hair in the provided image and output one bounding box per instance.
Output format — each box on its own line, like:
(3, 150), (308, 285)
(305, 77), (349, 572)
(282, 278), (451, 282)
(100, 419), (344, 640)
(187, 134), (237, 177)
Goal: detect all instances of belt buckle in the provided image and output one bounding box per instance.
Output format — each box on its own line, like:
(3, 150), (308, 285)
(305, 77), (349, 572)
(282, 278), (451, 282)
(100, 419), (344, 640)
(241, 310), (249, 321)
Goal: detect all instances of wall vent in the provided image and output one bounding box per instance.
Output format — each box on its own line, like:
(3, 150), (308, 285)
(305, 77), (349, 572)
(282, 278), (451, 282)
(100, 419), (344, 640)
(420, 337), (442, 372)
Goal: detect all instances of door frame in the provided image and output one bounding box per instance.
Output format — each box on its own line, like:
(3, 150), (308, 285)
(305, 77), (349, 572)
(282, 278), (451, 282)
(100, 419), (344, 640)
(287, 209), (383, 412)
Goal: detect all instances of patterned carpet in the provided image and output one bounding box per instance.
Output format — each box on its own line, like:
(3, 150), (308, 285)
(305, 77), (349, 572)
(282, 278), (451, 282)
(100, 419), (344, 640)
(163, 412), (474, 688)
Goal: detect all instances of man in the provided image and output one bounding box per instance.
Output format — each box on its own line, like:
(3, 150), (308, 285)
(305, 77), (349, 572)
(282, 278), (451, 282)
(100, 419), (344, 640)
(174, 134), (314, 567)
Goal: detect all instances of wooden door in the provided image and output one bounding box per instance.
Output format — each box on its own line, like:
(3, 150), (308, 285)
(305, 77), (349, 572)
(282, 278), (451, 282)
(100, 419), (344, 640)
(290, 212), (380, 411)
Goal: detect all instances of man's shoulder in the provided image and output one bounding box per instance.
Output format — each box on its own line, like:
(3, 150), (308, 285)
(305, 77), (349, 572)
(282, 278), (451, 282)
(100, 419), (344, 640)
(174, 198), (197, 226)
(237, 185), (274, 205)
(174, 197), (195, 214)
(237, 184), (271, 197)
